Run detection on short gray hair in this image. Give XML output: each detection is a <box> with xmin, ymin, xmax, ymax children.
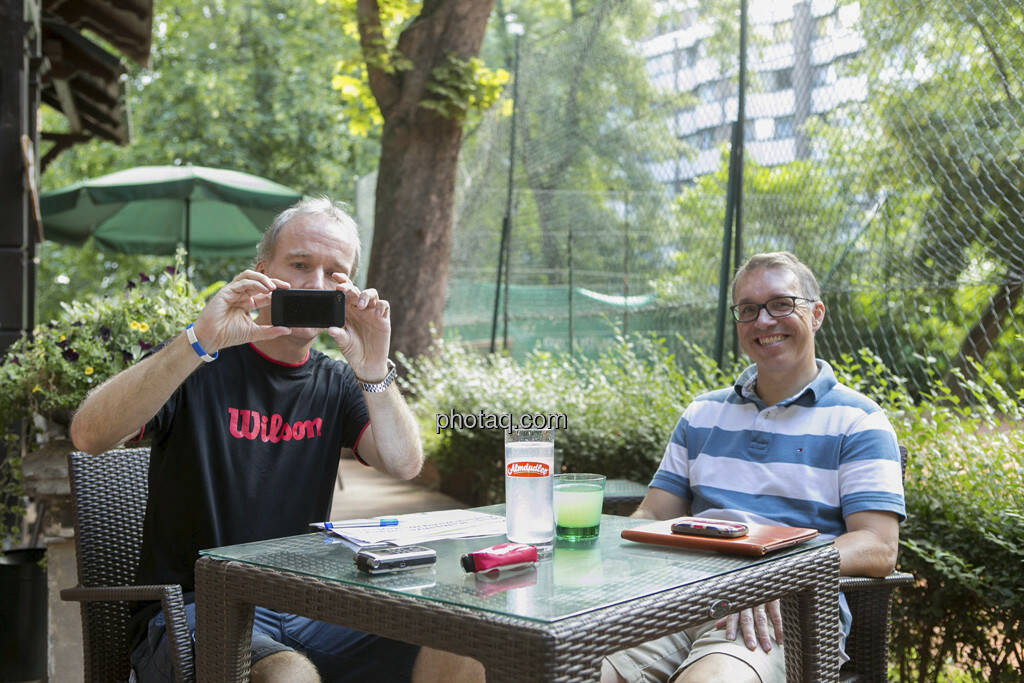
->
<box><xmin>731</xmin><ymin>251</ymin><xmax>821</xmax><ymax>301</ymax></box>
<box><xmin>256</xmin><ymin>196</ymin><xmax>362</xmax><ymax>277</ymax></box>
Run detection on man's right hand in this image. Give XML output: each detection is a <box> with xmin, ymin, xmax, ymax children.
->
<box><xmin>190</xmin><ymin>270</ymin><xmax>292</xmax><ymax>354</ymax></box>
<box><xmin>716</xmin><ymin>599</ymin><xmax>784</xmax><ymax>653</ymax></box>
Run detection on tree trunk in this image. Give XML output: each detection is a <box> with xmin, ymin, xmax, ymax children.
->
<box><xmin>945</xmin><ymin>275</ymin><xmax>1023</xmax><ymax>389</ymax></box>
<box><xmin>359</xmin><ymin>0</ymin><xmax>495</xmax><ymax>362</ymax></box>
<box><xmin>370</xmin><ymin>114</ymin><xmax>462</xmax><ymax>361</ymax></box>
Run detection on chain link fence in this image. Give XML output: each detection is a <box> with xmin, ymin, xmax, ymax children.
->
<box><xmin>447</xmin><ymin>0</ymin><xmax>1024</xmax><ymax>393</ymax></box>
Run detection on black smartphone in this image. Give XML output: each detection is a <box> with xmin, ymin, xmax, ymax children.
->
<box><xmin>270</xmin><ymin>289</ymin><xmax>345</xmax><ymax>328</ymax></box>
<box><xmin>354</xmin><ymin>545</ymin><xmax>438</xmax><ymax>574</ymax></box>
<box><xmin>670</xmin><ymin>517</ymin><xmax>749</xmax><ymax>538</ymax></box>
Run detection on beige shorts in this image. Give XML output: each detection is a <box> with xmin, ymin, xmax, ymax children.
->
<box><xmin>603</xmin><ymin>619</ymin><xmax>787</xmax><ymax>683</ymax></box>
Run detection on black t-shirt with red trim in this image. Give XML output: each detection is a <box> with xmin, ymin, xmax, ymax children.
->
<box><xmin>134</xmin><ymin>342</ymin><xmax>368</xmax><ymax>593</ymax></box>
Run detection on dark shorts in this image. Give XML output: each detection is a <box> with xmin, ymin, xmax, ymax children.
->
<box><xmin>129</xmin><ymin>601</ymin><xmax>420</xmax><ymax>682</ymax></box>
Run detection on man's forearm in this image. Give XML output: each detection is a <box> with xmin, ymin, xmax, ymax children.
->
<box><xmin>834</xmin><ymin>522</ymin><xmax>899</xmax><ymax>577</ymax></box>
<box><xmin>70</xmin><ymin>335</ymin><xmax>201</xmax><ymax>454</ymax></box>
<box><xmin>361</xmin><ymin>387</ymin><xmax>423</xmax><ymax>480</ymax></box>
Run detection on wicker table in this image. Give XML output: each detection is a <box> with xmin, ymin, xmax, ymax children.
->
<box><xmin>195</xmin><ymin>512</ymin><xmax>840</xmax><ymax>682</ymax></box>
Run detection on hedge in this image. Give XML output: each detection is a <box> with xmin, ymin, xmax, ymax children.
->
<box><xmin>402</xmin><ymin>337</ymin><xmax>1023</xmax><ymax>680</ymax></box>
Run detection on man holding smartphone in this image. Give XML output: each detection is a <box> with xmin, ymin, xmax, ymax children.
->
<box><xmin>70</xmin><ymin>197</ymin><xmax>483</xmax><ymax>683</ymax></box>
<box><xmin>602</xmin><ymin>252</ymin><xmax>905</xmax><ymax>683</ymax></box>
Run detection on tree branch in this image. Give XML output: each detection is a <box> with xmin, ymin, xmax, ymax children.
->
<box><xmin>970</xmin><ymin>16</ymin><xmax>1016</xmax><ymax>103</ymax></box>
<box><xmin>356</xmin><ymin>0</ymin><xmax>400</xmax><ymax>114</ymax></box>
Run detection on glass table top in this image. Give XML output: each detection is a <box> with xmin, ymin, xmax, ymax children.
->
<box><xmin>200</xmin><ymin>507</ymin><xmax>831</xmax><ymax>624</ymax></box>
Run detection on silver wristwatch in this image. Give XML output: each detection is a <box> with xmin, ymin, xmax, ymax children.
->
<box><xmin>356</xmin><ymin>359</ymin><xmax>397</xmax><ymax>393</ymax></box>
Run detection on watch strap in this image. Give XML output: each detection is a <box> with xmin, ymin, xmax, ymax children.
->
<box><xmin>356</xmin><ymin>359</ymin><xmax>397</xmax><ymax>393</ymax></box>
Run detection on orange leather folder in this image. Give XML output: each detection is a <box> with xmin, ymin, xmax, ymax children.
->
<box><xmin>621</xmin><ymin>517</ymin><xmax>819</xmax><ymax>557</ymax></box>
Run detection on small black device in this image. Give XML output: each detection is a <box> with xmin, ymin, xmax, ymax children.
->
<box><xmin>271</xmin><ymin>289</ymin><xmax>345</xmax><ymax>328</ymax></box>
<box><xmin>670</xmin><ymin>517</ymin><xmax>749</xmax><ymax>538</ymax></box>
<box><xmin>354</xmin><ymin>545</ymin><xmax>437</xmax><ymax>574</ymax></box>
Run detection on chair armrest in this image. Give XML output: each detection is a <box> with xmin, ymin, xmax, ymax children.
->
<box><xmin>839</xmin><ymin>571</ymin><xmax>914</xmax><ymax>592</ymax></box>
<box><xmin>61</xmin><ymin>584</ymin><xmax>181</xmax><ymax>603</ymax></box>
<box><xmin>61</xmin><ymin>584</ymin><xmax>195</xmax><ymax>683</ymax></box>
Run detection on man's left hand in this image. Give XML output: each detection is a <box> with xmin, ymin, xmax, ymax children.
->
<box><xmin>326</xmin><ymin>272</ymin><xmax>391</xmax><ymax>379</ymax></box>
<box><xmin>716</xmin><ymin>599</ymin><xmax>784</xmax><ymax>652</ymax></box>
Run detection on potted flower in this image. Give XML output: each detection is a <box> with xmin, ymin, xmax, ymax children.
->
<box><xmin>0</xmin><ymin>265</ymin><xmax>206</xmax><ymax>541</ymax></box>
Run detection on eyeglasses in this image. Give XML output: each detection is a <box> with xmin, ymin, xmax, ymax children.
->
<box><xmin>730</xmin><ymin>296</ymin><xmax>816</xmax><ymax>323</ymax></box>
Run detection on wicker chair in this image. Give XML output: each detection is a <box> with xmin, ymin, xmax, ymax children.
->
<box><xmin>60</xmin><ymin>448</ymin><xmax>194</xmax><ymax>683</ymax></box>
<box><xmin>837</xmin><ymin>444</ymin><xmax>914</xmax><ymax>682</ymax></box>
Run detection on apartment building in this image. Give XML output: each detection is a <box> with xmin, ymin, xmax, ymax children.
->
<box><xmin>643</xmin><ymin>0</ymin><xmax>866</xmax><ymax>190</ymax></box>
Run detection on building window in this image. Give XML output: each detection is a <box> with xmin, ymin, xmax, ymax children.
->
<box><xmin>767</xmin><ymin>68</ymin><xmax>793</xmax><ymax>92</ymax></box>
<box><xmin>815</xmin><ymin>13</ymin><xmax>836</xmax><ymax>39</ymax></box>
<box><xmin>775</xmin><ymin>115</ymin><xmax>795</xmax><ymax>139</ymax></box>
<box><xmin>696</xmin><ymin>80</ymin><xmax>719</xmax><ymax>103</ymax></box>
<box><xmin>698</xmin><ymin>129</ymin><xmax>713</xmax><ymax>150</ymax></box>
<box><xmin>682</xmin><ymin>44</ymin><xmax>699</xmax><ymax>68</ymax></box>
<box><xmin>714</xmin><ymin>124</ymin><xmax>731</xmax><ymax>145</ymax></box>
<box><xmin>647</xmin><ymin>52</ymin><xmax>674</xmax><ymax>77</ymax></box>
<box><xmin>812</xmin><ymin>64</ymin><xmax>835</xmax><ymax>87</ymax></box>
<box><xmin>774</xmin><ymin>20</ymin><xmax>792</xmax><ymax>43</ymax></box>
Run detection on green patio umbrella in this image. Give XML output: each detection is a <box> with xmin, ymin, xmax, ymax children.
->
<box><xmin>40</xmin><ymin>165</ymin><xmax>303</xmax><ymax>268</ymax></box>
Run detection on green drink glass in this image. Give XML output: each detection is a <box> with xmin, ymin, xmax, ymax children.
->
<box><xmin>554</xmin><ymin>473</ymin><xmax>606</xmax><ymax>541</ymax></box>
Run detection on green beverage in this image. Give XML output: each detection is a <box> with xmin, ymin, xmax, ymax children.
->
<box><xmin>554</xmin><ymin>474</ymin><xmax>606</xmax><ymax>541</ymax></box>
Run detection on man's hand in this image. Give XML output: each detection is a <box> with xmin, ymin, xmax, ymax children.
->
<box><xmin>191</xmin><ymin>270</ymin><xmax>292</xmax><ymax>353</ymax></box>
<box><xmin>327</xmin><ymin>273</ymin><xmax>391</xmax><ymax>379</ymax></box>
<box><xmin>716</xmin><ymin>599</ymin><xmax>784</xmax><ymax>652</ymax></box>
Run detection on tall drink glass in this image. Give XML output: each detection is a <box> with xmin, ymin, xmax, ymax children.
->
<box><xmin>504</xmin><ymin>428</ymin><xmax>554</xmax><ymax>545</ymax></box>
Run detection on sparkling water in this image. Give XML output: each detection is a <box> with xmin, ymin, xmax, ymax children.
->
<box><xmin>504</xmin><ymin>441</ymin><xmax>554</xmax><ymax>544</ymax></box>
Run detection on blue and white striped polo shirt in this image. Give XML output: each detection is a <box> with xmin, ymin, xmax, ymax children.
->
<box><xmin>650</xmin><ymin>360</ymin><xmax>906</xmax><ymax>538</ymax></box>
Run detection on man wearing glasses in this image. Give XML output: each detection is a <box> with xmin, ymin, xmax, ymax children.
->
<box><xmin>602</xmin><ymin>251</ymin><xmax>905</xmax><ymax>683</ymax></box>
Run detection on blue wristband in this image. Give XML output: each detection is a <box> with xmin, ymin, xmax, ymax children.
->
<box><xmin>185</xmin><ymin>323</ymin><xmax>218</xmax><ymax>362</ymax></box>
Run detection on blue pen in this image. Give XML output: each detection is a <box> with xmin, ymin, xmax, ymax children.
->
<box><xmin>323</xmin><ymin>518</ymin><xmax>399</xmax><ymax>530</ymax></box>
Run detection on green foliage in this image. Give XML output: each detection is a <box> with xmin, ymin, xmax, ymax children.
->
<box><xmin>421</xmin><ymin>54</ymin><xmax>509</xmax><ymax>120</ymax></box>
<box><xmin>323</xmin><ymin>0</ymin><xmax>509</xmax><ymax>137</ymax></box>
<box><xmin>401</xmin><ymin>333</ymin><xmax>732</xmax><ymax>504</ymax></box>
<box><xmin>408</xmin><ymin>339</ymin><xmax>1023</xmax><ymax>678</ymax></box>
<box><xmin>0</xmin><ymin>265</ymin><xmax>205</xmax><ymax>536</ymax></box>
<box><xmin>832</xmin><ymin>350</ymin><xmax>1024</xmax><ymax>681</ymax></box>
<box><xmin>34</xmin><ymin>240</ymin><xmax>244</xmax><ymax>329</ymax></box>
<box><xmin>803</xmin><ymin>0</ymin><xmax>1024</xmax><ymax>393</ymax></box>
<box><xmin>452</xmin><ymin>0</ymin><xmax>689</xmax><ymax>292</ymax></box>
<box><xmin>42</xmin><ymin>0</ymin><xmax>374</xmax><ymax>200</ymax></box>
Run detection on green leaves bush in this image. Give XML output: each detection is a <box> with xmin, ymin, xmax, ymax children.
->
<box><xmin>405</xmin><ymin>340</ymin><xmax>1023</xmax><ymax>679</ymax></box>
<box><xmin>401</xmin><ymin>333</ymin><xmax>733</xmax><ymax>505</ymax></box>
<box><xmin>0</xmin><ymin>267</ymin><xmax>205</xmax><ymax>537</ymax></box>
<box><xmin>835</xmin><ymin>354</ymin><xmax>1023</xmax><ymax>682</ymax></box>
